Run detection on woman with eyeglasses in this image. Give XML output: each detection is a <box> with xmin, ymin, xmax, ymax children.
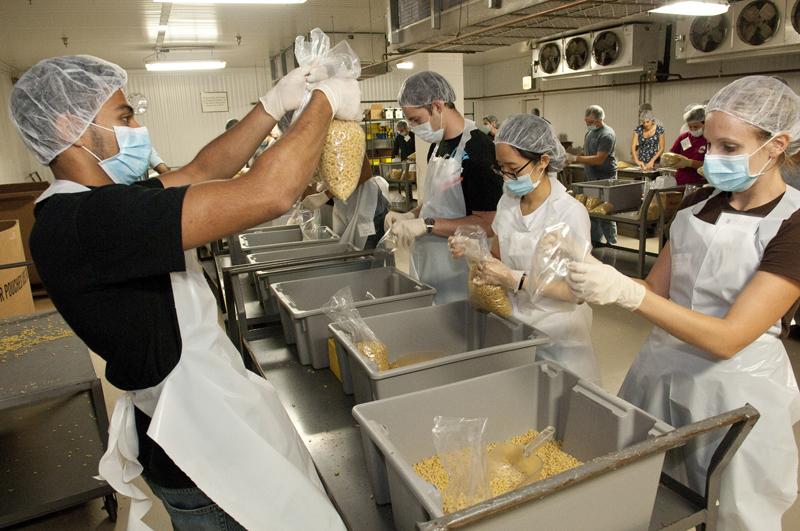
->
<box><xmin>452</xmin><ymin>114</ymin><xmax>600</xmax><ymax>382</ymax></box>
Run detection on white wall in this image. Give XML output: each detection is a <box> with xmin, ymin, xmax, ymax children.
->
<box><xmin>0</xmin><ymin>68</ymin><xmax>50</xmax><ymax>184</ymax></box>
<box><xmin>127</xmin><ymin>66</ymin><xmax>269</xmax><ymax>167</ymax></box>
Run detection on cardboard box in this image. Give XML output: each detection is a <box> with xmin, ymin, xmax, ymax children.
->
<box><xmin>0</xmin><ymin>220</ymin><xmax>35</xmax><ymax>318</ymax></box>
<box><xmin>369</xmin><ymin>104</ymin><xmax>384</xmax><ymax>120</ymax></box>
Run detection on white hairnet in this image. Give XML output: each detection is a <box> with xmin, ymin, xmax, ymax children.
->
<box><xmin>495</xmin><ymin>114</ymin><xmax>567</xmax><ymax>172</ymax></box>
<box><xmin>397</xmin><ymin>71</ymin><xmax>456</xmax><ymax>107</ymax></box>
<box><xmin>639</xmin><ymin>110</ymin><xmax>655</xmax><ymax>122</ymax></box>
<box><xmin>10</xmin><ymin>55</ymin><xmax>127</xmax><ymax>164</ymax></box>
<box><xmin>683</xmin><ymin>104</ymin><xmax>705</xmax><ymax>124</ymax></box>
<box><xmin>585</xmin><ymin>105</ymin><xmax>604</xmax><ymax>120</ymax></box>
<box><xmin>483</xmin><ymin>115</ymin><xmax>499</xmax><ymax>125</ymax></box>
<box><xmin>706</xmin><ymin>75</ymin><xmax>800</xmax><ymax>155</ymax></box>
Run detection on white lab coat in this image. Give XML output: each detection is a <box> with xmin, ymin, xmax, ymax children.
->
<box><xmin>36</xmin><ymin>180</ymin><xmax>345</xmax><ymax>531</ymax></box>
<box><xmin>410</xmin><ymin>120</ymin><xmax>476</xmax><ymax>304</ymax></box>
<box><xmin>492</xmin><ymin>176</ymin><xmax>600</xmax><ymax>383</ymax></box>
<box><xmin>619</xmin><ymin>187</ymin><xmax>800</xmax><ymax>530</ymax></box>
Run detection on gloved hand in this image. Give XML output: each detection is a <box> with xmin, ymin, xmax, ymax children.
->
<box><xmin>310</xmin><ymin>77</ymin><xmax>362</xmax><ymax>121</ymax></box>
<box><xmin>566</xmin><ymin>262</ymin><xmax>646</xmax><ymax>311</ymax></box>
<box><xmin>391</xmin><ymin>218</ymin><xmax>426</xmax><ymax>248</ymax></box>
<box><xmin>384</xmin><ymin>210</ymin><xmax>415</xmax><ymax>231</ymax></box>
<box><xmin>301</xmin><ymin>191</ymin><xmax>330</xmax><ymax>210</ymax></box>
<box><xmin>260</xmin><ymin>65</ymin><xmax>312</xmax><ymax>120</ymax></box>
<box><xmin>565</xmin><ymin>153</ymin><xmax>577</xmax><ymax>164</ymax></box>
<box><xmin>448</xmin><ymin>234</ymin><xmax>483</xmax><ymax>260</ymax></box>
<box><xmin>473</xmin><ymin>257</ymin><xmax>523</xmax><ymax>292</ymax></box>
<box><xmin>675</xmin><ymin>155</ymin><xmax>693</xmax><ymax>169</ymax></box>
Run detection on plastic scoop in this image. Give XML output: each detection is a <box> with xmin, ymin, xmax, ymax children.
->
<box><xmin>523</xmin><ymin>426</ymin><xmax>555</xmax><ymax>458</ymax></box>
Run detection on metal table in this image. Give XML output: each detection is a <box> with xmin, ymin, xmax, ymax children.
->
<box><xmin>0</xmin><ymin>311</ymin><xmax>116</xmax><ymax>527</ymax></box>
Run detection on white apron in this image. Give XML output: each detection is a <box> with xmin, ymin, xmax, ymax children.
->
<box><xmin>494</xmin><ymin>178</ymin><xmax>600</xmax><ymax>383</ymax></box>
<box><xmin>619</xmin><ymin>187</ymin><xmax>800</xmax><ymax>531</ymax></box>
<box><xmin>37</xmin><ymin>180</ymin><xmax>345</xmax><ymax>531</ymax></box>
<box><xmin>333</xmin><ymin>178</ymin><xmax>380</xmax><ymax>250</ymax></box>
<box><xmin>411</xmin><ymin>120</ymin><xmax>475</xmax><ymax>304</ymax></box>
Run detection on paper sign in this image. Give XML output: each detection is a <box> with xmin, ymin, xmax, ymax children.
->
<box><xmin>201</xmin><ymin>91</ymin><xmax>229</xmax><ymax>113</ymax></box>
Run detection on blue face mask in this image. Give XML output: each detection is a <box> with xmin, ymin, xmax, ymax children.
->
<box><xmin>703</xmin><ymin>137</ymin><xmax>773</xmax><ymax>192</ymax></box>
<box><xmin>83</xmin><ymin>124</ymin><xmax>152</xmax><ymax>184</ymax></box>
<box><xmin>504</xmin><ymin>172</ymin><xmax>542</xmax><ymax>197</ymax></box>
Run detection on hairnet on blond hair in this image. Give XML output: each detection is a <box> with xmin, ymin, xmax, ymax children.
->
<box><xmin>397</xmin><ymin>71</ymin><xmax>456</xmax><ymax>107</ymax></box>
<box><xmin>706</xmin><ymin>75</ymin><xmax>800</xmax><ymax>155</ymax></box>
<box><xmin>494</xmin><ymin>114</ymin><xmax>567</xmax><ymax>172</ymax></box>
<box><xmin>10</xmin><ymin>55</ymin><xmax>127</xmax><ymax>164</ymax></box>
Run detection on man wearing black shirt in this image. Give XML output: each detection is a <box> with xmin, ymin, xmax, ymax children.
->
<box><xmin>392</xmin><ymin>120</ymin><xmax>416</xmax><ymax>160</ymax></box>
<box><xmin>11</xmin><ymin>55</ymin><xmax>355</xmax><ymax>530</ymax></box>
<box><xmin>386</xmin><ymin>71</ymin><xmax>503</xmax><ymax>303</ymax></box>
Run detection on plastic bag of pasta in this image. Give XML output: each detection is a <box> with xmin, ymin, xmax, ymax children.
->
<box><xmin>431</xmin><ymin>416</ymin><xmax>491</xmax><ymax>513</ymax></box>
<box><xmin>449</xmin><ymin>226</ymin><xmax>513</xmax><ymax>318</ymax></box>
<box><xmin>294</xmin><ymin>28</ymin><xmax>364</xmax><ymax>200</ymax></box>
<box><xmin>322</xmin><ymin>286</ymin><xmax>389</xmax><ymax>371</ymax></box>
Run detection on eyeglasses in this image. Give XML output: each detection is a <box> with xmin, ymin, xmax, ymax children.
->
<box><xmin>492</xmin><ymin>159</ymin><xmax>532</xmax><ymax>181</ymax></box>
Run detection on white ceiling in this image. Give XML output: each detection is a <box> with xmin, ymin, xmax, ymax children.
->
<box><xmin>0</xmin><ymin>0</ymin><xmax>387</xmax><ymax>72</ymax></box>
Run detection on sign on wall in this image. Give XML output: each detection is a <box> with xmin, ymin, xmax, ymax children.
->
<box><xmin>200</xmin><ymin>91</ymin><xmax>229</xmax><ymax>113</ymax></box>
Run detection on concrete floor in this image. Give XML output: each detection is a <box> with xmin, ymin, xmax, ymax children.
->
<box><xmin>11</xmin><ymin>258</ymin><xmax>800</xmax><ymax>530</ymax></box>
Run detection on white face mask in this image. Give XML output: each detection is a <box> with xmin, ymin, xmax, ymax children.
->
<box><xmin>411</xmin><ymin>108</ymin><xmax>445</xmax><ymax>143</ymax></box>
<box><xmin>689</xmin><ymin>128</ymin><xmax>704</xmax><ymax>138</ymax></box>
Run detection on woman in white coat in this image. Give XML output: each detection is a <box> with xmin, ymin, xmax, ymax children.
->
<box><xmin>567</xmin><ymin>76</ymin><xmax>800</xmax><ymax>530</ymax></box>
<box><xmin>454</xmin><ymin>114</ymin><xmax>600</xmax><ymax>382</ymax></box>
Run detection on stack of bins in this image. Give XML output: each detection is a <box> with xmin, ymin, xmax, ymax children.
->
<box><xmin>352</xmin><ymin>362</ymin><xmax>674</xmax><ymax>531</ymax></box>
<box><xmin>229</xmin><ymin>224</ymin><xmax>340</xmax><ymax>265</ymax></box>
<box><xmin>329</xmin><ymin>300</ymin><xmax>549</xmax><ymax>398</ymax></box>
<box><xmin>270</xmin><ymin>267</ymin><xmax>436</xmax><ymax>369</ymax></box>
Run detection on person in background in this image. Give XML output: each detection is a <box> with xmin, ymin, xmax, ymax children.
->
<box><xmin>12</xmin><ymin>54</ymin><xmax>357</xmax><ymax>530</ymax></box>
<box><xmin>631</xmin><ymin>109</ymin><xmax>665</xmax><ymax>170</ymax></box>
<box><xmin>567</xmin><ymin>105</ymin><xmax>617</xmax><ymax>246</ymax></box>
<box><xmin>302</xmin><ymin>157</ymin><xmax>389</xmax><ymax>250</ymax></box>
<box><xmin>386</xmin><ymin>71</ymin><xmax>503</xmax><ymax>304</ymax></box>
<box><xmin>392</xmin><ymin>120</ymin><xmax>415</xmax><ymax>161</ymax></box>
<box><xmin>566</xmin><ymin>76</ymin><xmax>800</xmax><ymax>530</ymax></box>
<box><xmin>149</xmin><ymin>146</ymin><xmax>170</xmax><ymax>175</ymax></box>
<box><xmin>451</xmin><ymin>114</ymin><xmax>599</xmax><ymax>382</ymax></box>
<box><xmin>483</xmin><ymin>114</ymin><xmax>500</xmax><ymax>139</ymax></box>
<box><xmin>668</xmin><ymin>105</ymin><xmax>707</xmax><ymax>186</ymax></box>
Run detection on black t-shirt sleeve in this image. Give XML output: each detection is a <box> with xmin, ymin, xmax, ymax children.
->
<box><xmin>461</xmin><ymin>131</ymin><xmax>503</xmax><ymax>213</ymax></box>
<box><xmin>75</xmin><ymin>179</ymin><xmax>188</xmax><ymax>284</ymax></box>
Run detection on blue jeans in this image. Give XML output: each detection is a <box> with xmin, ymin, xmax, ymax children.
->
<box><xmin>146</xmin><ymin>479</ymin><xmax>246</xmax><ymax>531</ymax></box>
<box><xmin>591</xmin><ymin>219</ymin><xmax>617</xmax><ymax>245</ymax></box>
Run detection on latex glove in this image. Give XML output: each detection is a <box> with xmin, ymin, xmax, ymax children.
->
<box><xmin>675</xmin><ymin>155</ymin><xmax>692</xmax><ymax>169</ymax></box>
<box><xmin>384</xmin><ymin>210</ymin><xmax>415</xmax><ymax>231</ymax></box>
<box><xmin>447</xmin><ymin>235</ymin><xmax>483</xmax><ymax>261</ymax></box>
<box><xmin>309</xmin><ymin>78</ymin><xmax>362</xmax><ymax>121</ymax></box>
<box><xmin>473</xmin><ymin>257</ymin><xmax>522</xmax><ymax>292</ymax></box>
<box><xmin>301</xmin><ymin>191</ymin><xmax>330</xmax><ymax>210</ymax></box>
<box><xmin>566</xmin><ymin>262</ymin><xmax>645</xmax><ymax>311</ymax></box>
<box><xmin>260</xmin><ymin>65</ymin><xmax>312</xmax><ymax>120</ymax></box>
<box><xmin>565</xmin><ymin>153</ymin><xmax>577</xmax><ymax>164</ymax></box>
<box><xmin>391</xmin><ymin>218</ymin><xmax>426</xmax><ymax>248</ymax></box>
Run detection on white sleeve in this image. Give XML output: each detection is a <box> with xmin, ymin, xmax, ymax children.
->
<box><xmin>149</xmin><ymin>148</ymin><xmax>164</xmax><ymax>168</ymax></box>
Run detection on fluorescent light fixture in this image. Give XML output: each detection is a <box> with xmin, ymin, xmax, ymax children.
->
<box><xmin>146</xmin><ymin>60</ymin><xmax>226</xmax><ymax>71</ymax></box>
<box><xmin>650</xmin><ymin>1</ymin><xmax>729</xmax><ymax>16</ymax></box>
<box><xmin>396</xmin><ymin>61</ymin><xmax>414</xmax><ymax>70</ymax></box>
<box><xmin>154</xmin><ymin>0</ymin><xmax>307</xmax><ymax>4</ymax></box>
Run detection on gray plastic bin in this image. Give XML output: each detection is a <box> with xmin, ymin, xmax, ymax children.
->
<box><xmin>270</xmin><ymin>267</ymin><xmax>436</xmax><ymax>368</ymax></box>
<box><xmin>329</xmin><ymin>300</ymin><xmax>549</xmax><ymax>399</ymax></box>
<box><xmin>572</xmin><ymin>179</ymin><xmax>644</xmax><ymax>212</ymax></box>
<box><xmin>352</xmin><ymin>362</ymin><xmax>673</xmax><ymax>530</ymax></box>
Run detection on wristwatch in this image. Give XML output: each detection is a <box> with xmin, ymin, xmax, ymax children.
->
<box><xmin>424</xmin><ymin>217</ymin><xmax>435</xmax><ymax>234</ymax></box>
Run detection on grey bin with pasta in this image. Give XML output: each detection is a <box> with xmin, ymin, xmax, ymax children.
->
<box><xmin>352</xmin><ymin>362</ymin><xmax>674</xmax><ymax>530</ymax></box>
<box><xmin>329</xmin><ymin>300</ymin><xmax>549</xmax><ymax>399</ymax></box>
<box><xmin>270</xmin><ymin>267</ymin><xmax>436</xmax><ymax>368</ymax></box>
<box><xmin>571</xmin><ymin>179</ymin><xmax>645</xmax><ymax>212</ymax></box>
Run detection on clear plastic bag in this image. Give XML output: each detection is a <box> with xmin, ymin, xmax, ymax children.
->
<box><xmin>431</xmin><ymin>416</ymin><xmax>490</xmax><ymax>513</ymax></box>
<box><xmin>375</xmin><ymin>230</ymin><xmax>399</xmax><ymax>254</ymax></box>
<box><xmin>293</xmin><ymin>28</ymin><xmax>364</xmax><ymax>201</ymax></box>
<box><xmin>451</xmin><ymin>226</ymin><xmax>513</xmax><ymax>318</ymax></box>
<box><xmin>322</xmin><ymin>287</ymin><xmax>389</xmax><ymax>371</ymax></box>
<box><xmin>285</xmin><ymin>203</ymin><xmax>323</xmax><ymax>240</ymax></box>
<box><xmin>527</xmin><ymin>221</ymin><xmax>591</xmax><ymax>307</ymax></box>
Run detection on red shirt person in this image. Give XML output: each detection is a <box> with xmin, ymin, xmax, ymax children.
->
<box><xmin>669</xmin><ymin>105</ymin><xmax>707</xmax><ymax>185</ymax></box>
